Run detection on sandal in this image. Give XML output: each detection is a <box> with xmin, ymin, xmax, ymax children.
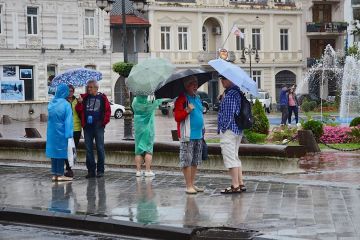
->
<box><xmin>185</xmin><ymin>188</ymin><xmax>197</xmax><ymax>194</ymax></box>
<box><xmin>240</xmin><ymin>185</ymin><xmax>247</xmax><ymax>192</ymax></box>
<box><xmin>221</xmin><ymin>185</ymin><xmax>241</xmax><ymax>194</ymax></box>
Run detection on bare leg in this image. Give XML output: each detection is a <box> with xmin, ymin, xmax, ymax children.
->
<box><xmin>190</xmin><ymin>166</ymin><xmax>197</xmax><ymax>188</ymax></box>
<box><xmin>238</xmin><ymin>167</ymin><xmax>244</xmax><ymax>185</ymax></box>
<box><xmin>182</xmin><ymin>167</ymin><xmax>195</xmax><ymax>191</ymax></box>
<box><xmin>229</xmin><ymin>167</ymin><xmax>240</xmax><ymax>188</ymax></box>
<box><xmin>144</xmin><ymin>153</ymin><xmax>152</xmax><ymax>172</ymax></box>
<box><xmin>135</xmin><ymin>155</ymin><xmax>142</xmax><ymax>172</ymax></box>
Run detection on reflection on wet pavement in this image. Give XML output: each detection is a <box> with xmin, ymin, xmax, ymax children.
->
<box><xmin>1</xmin><ymin>165</ymin><xmax>360</xmax><ymax>239</ymax></box>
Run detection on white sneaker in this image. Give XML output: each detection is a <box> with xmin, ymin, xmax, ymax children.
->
<box><xmin>144</xmin><ymin>171</ymin><xmax>155</xmax><ymax>177</ymax></box>
<box><xmin>136</xmin><ymin>171</ymin><xmax>143</xmax><ymax>177</ymax></box>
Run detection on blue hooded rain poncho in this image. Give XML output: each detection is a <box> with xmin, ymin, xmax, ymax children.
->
<box><xmin>132</xmin><ymin>96</ymin><xmax>163</xmax><ymax>155</ymax></box>
<box><xmin>46</xmin><ymin>84</ymin><xmax>74</xmax><ymax>159</ymax></box>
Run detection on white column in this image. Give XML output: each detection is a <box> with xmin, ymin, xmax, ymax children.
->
<box><xmin>223</xmin><ymin>12</ymin><xmax>229</xmax><ymax>49</ymax></box>
<box><xmin>148</xmin><ymin>9</ymin><xmax>156</xmax><ymax>57</ymax></box>
<box><xmin>12</xmin><ymin>12</ymin><xmax>18</xmax><ymax>48</ymax></box>
<box><xmin>297</xmin><ymin>14</ymin><xmax>301</xmax><ymax>51</ymax></box>
<box><xmin>57</xmin><ymin>14</ymin><xmax>63</xmax><ymax>45</ymax></box>
<box><xmin>269</xmin><ymin>14</ymin><xmax>274</xmax><ymax>52</ymax></box>
<box><xmin>198</xmin><ymin>11</ymin><xmax>203</xmax><ymax>51</ymax></box>
<box><xmin>132</xmin><ymin>29</ymin><xmax>137</xmax><ymax>53</ymax></box>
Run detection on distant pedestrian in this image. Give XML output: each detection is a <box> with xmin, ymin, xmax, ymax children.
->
<box><xmin>76</xmin><ymin>80</ymin><xmax>111</xmax><ymax>178</ymax></box>
<box><xmin>218</xmin><ymin>75</ymin><xmax>246</xmax><ymax>194</ymax></box>
<box><xmin>132</xmin><ymin>95</ymin><xmax>163</xmax><ymax>177</ymax></box>
<box><xmin>288</xmin><ymin>85</ymin><xmax>299</xmax><ymax>125</ymax></box>
<box><xmin>46</xmin><ymin>84</ymin><xmax>74</xmax><ymax>182</ymax></box>
<box><xmin>279</xmin><ymin>85</ymin><xmax>289</xmax><ymax>126</ymax></box>
<box><xmin>64</xmin><ymin>85</ymin><xmax>82</xmax><ymax>177</ymax></box>
<box><xmin>174</xmin><ymin>76</ymin><xmax>205</xmax><ymax>194</ymax></box>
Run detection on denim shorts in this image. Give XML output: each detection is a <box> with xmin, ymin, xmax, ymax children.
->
<box><xmin>179</xmin><ymin>140</ymin><xmax>202</xmax><ymax>168</ymax></box>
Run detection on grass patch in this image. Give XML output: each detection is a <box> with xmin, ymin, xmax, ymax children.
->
<box><xmin>206</xmin><ymin>138</ymin><xmax>220</xmax><ymax>144</ymax></box>
<box><xmin>319</xmin><ymin>143</ymin><xmax>360</xmax><ymax>150</ymax></box>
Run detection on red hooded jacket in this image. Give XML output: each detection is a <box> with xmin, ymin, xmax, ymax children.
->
<box><xmin>173</xmin><ymin>93</ymin><xmax>189</xmax><ymax>139</ymax></box>
<box><xmin>75</xmin><ymin>92</ymin><xmax>111</xmax><ymax>128</ymax></box>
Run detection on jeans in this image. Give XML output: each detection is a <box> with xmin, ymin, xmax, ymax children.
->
<box><xmin>280</xmin><ymin>105</ymin><xmax>289</xmax><ymax>125</ymax></box>
<box><xmin>288</xmin><ymin>106</ymin><xmax>299</xmax><ymax>124</ymax></box>
<box><xmin>65</xmin><ymin>131</ymin><xmax>81</xmax><ymax>171</ymax></box>
<box><xmin>51</xmin><ymin>158</ymin><xmax>65</xmax><ymax>176</ymax></box>
<box><xmin>84</xmin><ymin>125</ymin><xmax>105</xmax><ymax>175</ymax></box>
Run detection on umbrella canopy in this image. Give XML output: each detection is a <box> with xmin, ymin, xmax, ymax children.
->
<box><xmin>50</xmin><ymin>68</ymin><xmax>102</xmax><ymax>88</ymax></box>
<box><xmin>126</xmin><ymin>58</ymin><xmax>175</xmax><ymax>95</ymax></box>
<box><xmin>155</xmin><ymin>69</ymin><xmax>212</xmax><ymax>99</ymax></box>
<box><xmin>208</xmin><ymin>59</ymin><xmax>258</xmax><ymax>96</ymax></box>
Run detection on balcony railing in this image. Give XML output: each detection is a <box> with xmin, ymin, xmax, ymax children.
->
<box><xmin>274</xmin><ymin>0</ymin><xmax>296</xmax><ymax>7</ymax></box>
<box><xmin>352</xmin><ymin>0</ymin><xmax>360</xmax><ymax>5</ymax></box>
<box><xmin>306</xmin><ymin>22</ymin><xmax>348</xmax><ymax>33</ymax></box>
<box><xmin>229</xmin><ymin>0</ymin><xmax>267</xmax><ymax>5</ymax></box>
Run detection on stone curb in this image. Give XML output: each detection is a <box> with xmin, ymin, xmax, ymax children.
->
<box><xmin>0</xmin><ymin>206</ymin><xmax>193</xmax><ymax>240</ymax></box>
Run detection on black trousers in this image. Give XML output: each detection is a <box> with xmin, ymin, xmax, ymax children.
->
<box><xmin>280</xmin><ymin>105</ymin><xmax>289</xmax><ymax>125</ymax></box>
<box><xmin>65</xmin><ymin>131</ymin><xmax>81</xmax><ymax>170</ymax></box>
<box><xmin>288</xmin><ymin>106</ymin><xmax>299</xmax><ymax>124</ymax></box>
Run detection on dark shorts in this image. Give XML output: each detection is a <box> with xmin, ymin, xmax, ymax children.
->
<box><xmin>179</xmin><ymin>140</ymin><xmax>202</xmax><ymax>168</ymax></box>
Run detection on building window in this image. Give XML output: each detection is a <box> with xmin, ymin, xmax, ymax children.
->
<box><xmin>252</xmin><ymin>70</ymin><xmax>261</xmax><ymax>89</ymax></box>
<box><xmin>84</xmin><ymin>10</ymin><xmax>95</xmax><ymax>36</ymax></box>
<box><xmin>178</xmin><ymin>27</ymin><xmax>188</xmax><ymax>51</ymax></box>
<box><xmin>236</xmin><ymin>28</ymin><xmax>245</xmax><ymax>50</ymax></box>
<box><xmin>252</xmin><ymin>28</ymin><xmax>261</xmax><ymax>50</ymax></box>
<box><xmin>161</xmin><ymin>26</ymin><xmax>171</xmax><ymax>50</ymax></box>
<box><xmin>27</xmin><ymin>7</ymin><xmax>38</xmax><ymax>35</ymax></box>
<box><xmin>280</xmin><ymin>29</ymin><xmax>288</xmax><ymax>51</ymax></box>
<box><xmin>202</xmin><ymin>26</ymin><xmax>208</xmax><ymax>51</ymax></box>
<box><xmin>85</xmin><ymin>64</ymin><xmax>96</xmax><ymax>70</ymax></box>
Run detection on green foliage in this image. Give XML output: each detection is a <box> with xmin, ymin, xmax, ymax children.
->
<box><xmin>268</xmin><ymin>126</ymin><xmax>298</xmax><ymax>142</ymax></box>
<box><xmin>301</xmin><ymin>99</ymin><xmax>317</xmax><ymax>112</ymax></box>
<box><xmin>250</xmin><ymin>99</ymin><xmax>270</xmax><ymax>135</ymax></box>
<box><xmin>347</xmin><ymin>45</ymin><xmax>359</xmax><ymax>56</ymax></box>
<box><xmin>348</xmin><ymin>127</ymin><xmax>360</xmax><ymax>143</ymax></box>
<box><xmin>112</xmin><ymin>62</ymin><xmax>134</xmax><ymax>77</ymax></box>
<box><xmin>303</xmin><ymin>120</ymin><xmax>324</xmax><ymax>141</ymax></box>
<box><xmin>244</xmin><ymin>129</ymin><xmax>267</xmax><ymax>144</ymax></box>
<box><xmin>350</xmin><ymin>117</ymin><xmax>360</xmax><ymax>127</ymax></box>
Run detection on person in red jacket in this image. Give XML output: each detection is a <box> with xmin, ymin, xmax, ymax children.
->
<box><xmin>76</xmin><ymin>80</ymin><xmax>111</xmax><ymax>178</ymax></box>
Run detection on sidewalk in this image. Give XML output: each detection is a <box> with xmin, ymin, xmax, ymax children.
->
<box><xmin>1</xmin><ymin>163</ymin><xmax>359</xmax><ymax>240</ymax></box>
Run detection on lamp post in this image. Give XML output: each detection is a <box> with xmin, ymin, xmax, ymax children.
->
<box><xmin>97</xmin><ymin>0</ymin><xmax>147</xmax><ymax>140</ymax></box>
<box><xmin>240</xmin><ymin>44</ymin><xmax>260</xmax><ymax>79</ymax></box>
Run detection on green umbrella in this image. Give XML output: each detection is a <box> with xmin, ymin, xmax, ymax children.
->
<box><xmin>126</xmin><ymin>58</ymin><xmax>175</xmax><ymax>95</ymax></box>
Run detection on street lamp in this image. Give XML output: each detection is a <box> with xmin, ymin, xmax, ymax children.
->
<box><xmin>240</xmin><ymin>44</ymin><xmax>260</xmax><ymax>79</ymax></box>
<box><xmin>97</xmin><ymin>0</ymin><xmax>147</xmax><ymax>140</ymax></box>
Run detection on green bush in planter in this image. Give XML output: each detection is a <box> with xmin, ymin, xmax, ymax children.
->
<box><xmin>301</xmin><ymin>100</ymin><xmax>311</xmax><ymax>112</ymax></box>
<box><xmin>350</xmin><ymin>117</ymin><xmax>360</xmax><ymax>127</ymax></box>
<box><xmin>251</xmin><ymin>99</ymin><xmax>270</xmax><ymax>135</ymax></box>
<box><xmin>244</xmin><ymin>129</ymin><xmax>267</xmax><ymax>144</ymax></box>
<box><xmin>309</xmin><ymin>101</ymin><xmax>317</xmax><ymax>111</ymax></box>
<box><xmin>303</xmin><ymin>120</ymin><xmax>324</xmax><ymax>141</ymax></box>
<box><xmin>113</xmin><ymin>62</ymin><xmax>134</xmax><ymax>78</ymax></box>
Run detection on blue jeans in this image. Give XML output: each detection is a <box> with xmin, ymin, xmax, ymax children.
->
<box><xmin>288</xmin><ymin>106</ymin><xmax>299</xmax><ymax>124</ymax></box>
<box><xmin>84</xmin><ymin>125</ymin><xmax>105</xmax><ymax>175</ymax></box>
<box><xmin>51</xmin><ymin>158</ymin><xmax>65</xmax><ymax>176</ymax></box>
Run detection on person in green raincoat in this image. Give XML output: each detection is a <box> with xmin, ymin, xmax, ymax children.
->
<box><xmin>132</xmin><ymin>95</ymin><xmax>163</xmax><ymax>177</ymax></box>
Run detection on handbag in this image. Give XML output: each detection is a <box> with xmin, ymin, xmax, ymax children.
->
<box><xmin>201</xmin><ymin>139</ymin><xmax>208</xmax><ymax>161</ymax></box>
<box><xmin>67</xmin><ymin>138</ymin><xmax>77</xmax><ymax>167</ymax></box>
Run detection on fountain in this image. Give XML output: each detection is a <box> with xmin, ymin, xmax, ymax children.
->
<box><xmin>297</xmin><ymin>44</ymin><xmax>354</xmax><ymax>123</ymax></box>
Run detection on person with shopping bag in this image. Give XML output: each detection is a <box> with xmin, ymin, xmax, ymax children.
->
<box><xmin>174</xmin><ymin>76</ymin><xmax>205</xmax><ymax>194</ymax></box>
<box><xmin>46</xmin><ymin>84</ymin><xmax>74</xmax><ymax>181</ymax></box>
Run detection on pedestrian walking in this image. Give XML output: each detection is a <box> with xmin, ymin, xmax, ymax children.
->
<box><xmin>174</xmin><ymin>76</ymin><xmax>205</xmax><ymax>194</ymax></box>
<box><xmin>279</xmin><ymin>85</ymin><xmax>289</xmax><ymax>126</ymax></box>
<box><xmin>132</xmin><ymin>95</ymin><xmax>163</xmax><ymax>177</ymax></box>
<box><xmin>46</xmin><ymin>84</ymin><xmax>74</xmax><ymax>182</ymax></box>
<box><xmin>75</xmin><ymin>80</ymin><xmax>111</xmax><ymax>178</ymax></box>
<box><xmin>288</xmin><ymin>85</ymin><xmax>299</xmax><ymax>125</ymax></box>
<box><xmin>64</xmin><ymin>85</ymin><xmax>82</xmax><ymax>177</ymax></box>
<box><xmin>218</xmin><ymin>75</ymin><xmax>246</xmax><ymax>194</ymax></box>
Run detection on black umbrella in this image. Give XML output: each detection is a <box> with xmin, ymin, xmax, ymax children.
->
<box><xmin>155</xmin><ymin>69</ymin><xmax>212</xmax><ymax>99</ymax></box>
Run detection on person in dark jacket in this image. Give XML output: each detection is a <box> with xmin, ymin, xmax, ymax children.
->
<box><xmin>75</xmin><ymin>80</ymin><xmax>111</xmax><ymax>179</ymax></box>
<box><xmin>279</xmin><ymin>85</ymin><xmax>289</xmax><ymax>126</ymax></box>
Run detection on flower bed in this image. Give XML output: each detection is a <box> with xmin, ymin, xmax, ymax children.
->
<box><xmin>320</xmin><ymin>126</ymin><xmax>352</xmax><ymax>144</ymax></box>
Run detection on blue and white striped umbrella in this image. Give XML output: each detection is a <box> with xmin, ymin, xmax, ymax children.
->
<box><xmin>50</xmin><ymin>68</ymin><xmax>102</xmax><ymax>88</ymax></box>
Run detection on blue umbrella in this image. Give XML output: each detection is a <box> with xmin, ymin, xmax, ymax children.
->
<box><xmin>208</xmin><ymin>59</ymin><xmax>258</xmax><ymax>96</ymax></box>
<box><xmin>50</xmin><ymin>68</ymin><xmax>102</xmax><ymax>87</ymax></box>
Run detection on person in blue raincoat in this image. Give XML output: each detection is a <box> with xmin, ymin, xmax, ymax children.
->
<box><xmin>46</xmin><ymin>84</ymin><xmax>74</xmax><ymax>181</ymax></box>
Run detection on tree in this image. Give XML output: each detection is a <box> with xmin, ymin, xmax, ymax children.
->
<box><xmin>251</xmin><ymin>99</ymin><xmax>270</xmax><ymax>135</ymax></box>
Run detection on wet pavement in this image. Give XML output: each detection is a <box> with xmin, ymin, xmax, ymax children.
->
<box><xmin>0</xmin><ymin>223</ymin><xmax>151</xmax><ymax>240</ymax></box>
<box><xmin>1</xmin><ymin>159</ymin><xmax>360</xmax><ymax>240</ymax></box>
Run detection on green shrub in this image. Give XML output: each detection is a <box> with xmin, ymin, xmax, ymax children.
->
<box><xmin>301</xmin><ymin>101</ymin><xmax>311</xmax><ymax>112</ymax></box>
<box><xmin>309</xmin><ymin>101</ymin><xmax>317</xmax><ymax>111</ymax></box>
<box><xmin>303</xmin><ymin>120</ymin><xmax>324</xmax><ymax>141</ymax></box>
<box><xmin>251</xmin><ymin>99</ymin><xmax>270</xmax><ymax>134</ymax></box>
<box><xmin>348</xmin><ymin>127</ymin><xmax>360</xmax><ymax>143</ymax></box>
<box><xmin>244</xmin><ymin>130</ymin><xmax>267</xmax><ymax>144</ymax></box>
<box><xmin>350</xmin><ymin>117</ymin><xmax>360</xmax><ymax>127</ymax></box>
<box><xmin>268</xmin><ymin>126</ymin><xmax>298</xmax><ymax>142</ymax></box>
<box><xmin>112</xmin><ymin>62</ymin><xmax>134</xmax><ymax>77</ymax></box>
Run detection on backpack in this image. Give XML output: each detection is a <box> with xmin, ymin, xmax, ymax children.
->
<box><xmin>233</xmin><ymin>89</ymin><xmax>254</xmax><ymax>129</ymax></box>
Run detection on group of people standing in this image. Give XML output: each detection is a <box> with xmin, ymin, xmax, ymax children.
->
<box><xmin>279</xmin><ymin>84</ymin><xmax>299</xmax><ymax>126</ymax></box>
<box><xmin>45</xmin><ymin>74</ymin><xmax>247</xmax><ymax>195</ymax></box>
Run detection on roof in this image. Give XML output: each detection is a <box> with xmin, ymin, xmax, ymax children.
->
<box><xmin>110</xmin><ymin>15</ymin><xmax>150</xmax><ymax>26</ymax></box>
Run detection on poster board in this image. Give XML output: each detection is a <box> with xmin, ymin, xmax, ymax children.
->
<box><xmin>0</xmin><ymin>80</ymin><xmax>25</xmax><ymax>101</ymax></box>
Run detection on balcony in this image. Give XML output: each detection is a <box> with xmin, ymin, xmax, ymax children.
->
<box><xmin>352</xmin><ymin>0</ymin><xmax>360</xmax><ymax>5</ymax></box>
<box><xmin>306</xmin><ymin>22</ymin><xmax>348</xmax><ymax>35</ymax></box>
<box><xmin>274</xmin><ymin>0</ymin><xmax>296</xmax><ymax>7</ymax></box>
<box><xmin>229</xmin><ymin>0</ymin><xmax>268</xmax><ymax>6</ymax></box>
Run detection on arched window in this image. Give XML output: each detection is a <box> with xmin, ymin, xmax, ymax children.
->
<box><xmin>84</xmin><ymin>64</ymin><xmax>96</xmax><ymax>70</ymax></box>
